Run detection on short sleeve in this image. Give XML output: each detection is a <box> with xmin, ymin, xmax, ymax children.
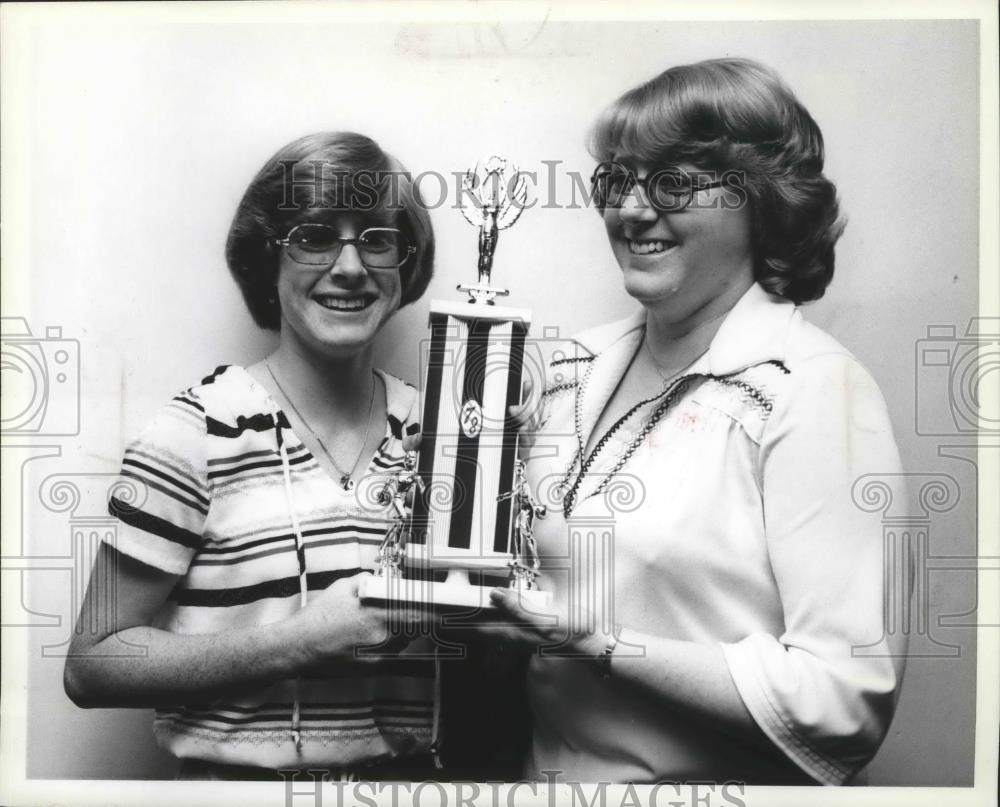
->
<box><xmin>721</xmin><ymin>353</ymin><xmax>907</xmax><ymax>784</ymax></box>
<box><xmin>107</xmin><ymin>390</ymin><xmax>210</xmax><ymax>575</ymax></box>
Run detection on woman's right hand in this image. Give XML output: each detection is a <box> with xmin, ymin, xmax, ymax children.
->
<box><xmin>64</xmin><ymin>551</ymin><xmax>423</xmax><ymax>708</ymax></box>
<box><xmin>508</xmin><ymin>377</ymin><xmax>540</xmax><ymax>453</ymax></box>
<box><xmin>289</xmin><ymin>572</ymin><xmax>421</xmax><ymax>666</ymax></box>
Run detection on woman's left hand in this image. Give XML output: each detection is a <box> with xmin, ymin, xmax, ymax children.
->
<box><xmin>468</xmin><ymin>586</ymin><xmax>768</xmax><ymax>746</ymax></box>
<box><xmin>471</xmin><ymin>586</ymin><xmax>607</xmax><ymax>658</ymax></box>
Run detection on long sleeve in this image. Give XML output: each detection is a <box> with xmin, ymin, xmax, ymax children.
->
<box><xmin>721</xmin><ymin>350</ymin><xmax>908</xmax><ymax>784</ymax></box>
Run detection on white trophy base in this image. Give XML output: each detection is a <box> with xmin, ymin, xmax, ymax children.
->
<box><xmin>358</xmin><ymin>573</ymin><xmax>552</xmax><ymax>612</ymax></box>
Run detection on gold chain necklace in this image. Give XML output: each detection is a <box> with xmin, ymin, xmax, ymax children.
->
<box><xmin>265</xmin><ymin>360</ymin><xmax>376</xmax><ymax>491</ymax></box>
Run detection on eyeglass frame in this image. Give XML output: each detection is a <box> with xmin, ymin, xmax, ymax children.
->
<box><xmin>590</xmin><ymin>161</ymin><xmax>730</xmax><ymax>212</ymax></box>
<box><xmin>272</xmin><ymin>224</ymin><xmax>416</xmax><ymax>270</ymax></box>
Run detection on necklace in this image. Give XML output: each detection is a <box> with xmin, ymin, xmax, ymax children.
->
<box><xmin>265</xmin><ymin>360</ymin><xmax>376</xmax><ymax>491</ymax></box>
<box><xmin>559</xmin><ymin>336</ymin><xmax>707</xmax><ymax>516</ymax></box>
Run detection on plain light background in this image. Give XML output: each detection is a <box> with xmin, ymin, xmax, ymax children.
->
<box><xmin>1</xmin><ymin>9</ymin><xmax>986</xmax><ymax>788</ymax></box>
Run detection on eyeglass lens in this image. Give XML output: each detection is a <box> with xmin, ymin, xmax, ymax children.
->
<box><xmin>593</xmin><ymin>164</ymin><xmax>692</xmax><ymax>212</ymax></box>
<box><xmin>286</xmin><ymin>224</ymin><xmax>408</xmax><ymax>268</ymax></box>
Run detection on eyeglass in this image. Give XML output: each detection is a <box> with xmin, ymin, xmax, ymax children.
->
<box><xmin>590</xmin><ymin>162</ymin><xmax>727</xmax><ymax>212</ymax></box>
<box><xmin>274</xmin><ymin>224</ymin><xmax>415</xmax><ymax>270</ymax></box>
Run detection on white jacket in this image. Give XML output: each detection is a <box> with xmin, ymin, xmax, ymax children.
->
<box><xmin>524</xmin><ymin>283</ymin><xmax>907</xmax><ymax>785</ymax></box>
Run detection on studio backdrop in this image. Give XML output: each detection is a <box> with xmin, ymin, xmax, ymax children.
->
<box><xmin>1</xmin><ymin>7</ymin><xmax>987</xmax><ymax>789</ymax></box>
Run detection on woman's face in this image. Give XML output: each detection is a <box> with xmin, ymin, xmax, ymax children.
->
<box><xmin>603</xmin><ymin>160</ymin><xmax>755</xmax><ymax>327</ymax></box>
<box><xmin>275</xmin><ymin>212</ymin><xmax>403</xmax><ymax>361</ymax></box>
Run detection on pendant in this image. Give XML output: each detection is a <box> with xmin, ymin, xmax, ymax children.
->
<box><xmin>341</xmin><ymin>475</ymin><xmax>355</xmax><ymax>491</ymax></box>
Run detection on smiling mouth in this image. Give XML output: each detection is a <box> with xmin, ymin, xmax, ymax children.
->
<box><xmin>627</xmin><ymin>239</ymin><xmax>678</xmax><ymax>255</ymax></box>
<box><xmin>313</xmin><ymin>294</ymin><xmax>375</xmax><ymax>312</ymax></box>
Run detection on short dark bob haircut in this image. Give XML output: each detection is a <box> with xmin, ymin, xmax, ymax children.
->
<box><xmin>226</xmin><ymin>131</ymin><xmax>434</xmax><ymax>330</ymax></box>
<box><xmin>589</xmin><ymin>57</ymin><xmax>845</xmax><ymax>304</ymax></box>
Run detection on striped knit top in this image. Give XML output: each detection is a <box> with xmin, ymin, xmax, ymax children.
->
<box><xmin>106</xmin><ymin>364</ymin><xmax>437</xmax><ymax>768</ymax></box>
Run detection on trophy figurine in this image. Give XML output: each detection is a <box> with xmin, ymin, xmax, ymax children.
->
<box><xmin>360</xmin><ymin>156</ymin><xmax>550</xmax><ymax>610</ymax></box>
<box><xmin>373</xmin><ymin>450</ymin><xmax>424</xmax><ymax>577</ymax></box>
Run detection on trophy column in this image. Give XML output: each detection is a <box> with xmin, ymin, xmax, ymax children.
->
<box><xmin>410</xmin><ymin>303</ymin><xmax>528</xmax><ymax>564</ymax></box>
<box><xmin>360</xmin><ymin>155</ymin><xmax>549</xmax><ymax>610</ymax></box>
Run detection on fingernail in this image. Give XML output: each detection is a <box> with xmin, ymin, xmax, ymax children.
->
<box><xmin>490</xmin><ymin>588</ymin><xmax>504</xmax><ymax>600</ymax></box>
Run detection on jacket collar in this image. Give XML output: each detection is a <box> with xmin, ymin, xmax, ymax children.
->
<box><xmin>699</xmin><ymin>282</ymin><xmax>797</xmax><ymax>376</ymax></box>
<box><xmin>571</xmin><ymin>284</ymin><xmax>797</xmax><ymax>448</ymax></box>
<box><xmin>574</xmin><ymin>282</ymin><xmax>797</xmax><ymax>376</ymax></box>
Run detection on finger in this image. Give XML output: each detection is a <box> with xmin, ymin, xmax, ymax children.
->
<box><xmin>491</xmin><ymin>588</ymin><xmax>561</xmax><ymax>631</ymax></box>
<box><xmin>509</xmin><ymin>378</ymin><xmax>542</xmax><ymax>443</ymax></box>
<box><xmin>507</xmin><ymin>401</ymin><xmax>538</xmax><ymax>438</ymax></box>
<box><xmin>520</xmin><ymin>376</ymin><xmax>534</xmax><ymax>406</ymax></box>
<box><xmin>395</xmin><ymin>606</ymin><xmax>431</xmax><ymax>627</ymax></box>
<box><xmin>346</xmin><ymin>571</ymin><xmax>372</xmax><ymax>596</ymax></box>
<box><xmin>490</xmin><ymin>587</ymin><xmax>533</xmax><ymax>621</ymax></box>
<box><xmin>402</xmin><ymin>425</ymin><xmax>422</xmax><ymax>453</ymax></box>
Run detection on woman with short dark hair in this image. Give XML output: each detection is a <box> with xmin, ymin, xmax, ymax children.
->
<box><xmin>64</xmin><ymin>131</ymin><xmax>441</xmax><ymax>780</ymax></box>
<box><xmin>227</xmin><ymin>131</ymin><xmax>434</xmax><ymax>329</ymax></box>
<box><xmin>486</xmin><ymin>58</ymin><xmax>906</xmax><ymax>785</ymax></box>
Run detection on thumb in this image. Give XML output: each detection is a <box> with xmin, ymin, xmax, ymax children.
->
<box><xmin>402</xmin><ymin>431</ymin><xmax>422</xmax><ymax>454</ymax></box>
<box><xmin>508</xmin><ymin>376</ymin><xmax>541</xmax><ymax>432</ymax></box>
<box><xmin>489</xmin><ymin>586</ymin><xmax>523</xmax><ymax>617</ymax></box>
<box><xmin>346</xmin><ymin>571</ymin><xmax>372</xmax><ymax>595</ymax></box>
<box><xmin>520</xmin><ymin>376</ymin><xmax>535</xmax><ymax>406</ymax></box>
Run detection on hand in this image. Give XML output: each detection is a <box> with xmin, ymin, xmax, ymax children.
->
<box><xmin>401</xmin><ymin>378</ymin><xmax>538</xmax><ymax>460</ymax></box>
<box><xmin>508</xmin><ymin>376</ymin><xmax>539</xmax><ymax>426</ymax></box>
<box><xmin>289</xmin><ymin>572</ymin><xmax>423</xmax><ymax>667</ymax></box>
<box><xmin>467</xmin><ymin>587</ymin><xmax>607</xmax><ymax>658</ymax></box>
<box><xmin>506</xmin><ymin>377</ymin><xmax>542</xmax><ymax>453</ymax></box>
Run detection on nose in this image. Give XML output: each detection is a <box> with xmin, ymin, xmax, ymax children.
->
<box><xmin>329</xmin><ymin>242</ymin><xmax>366</xmax><ymax>281</ymax></box>
<box><xmin>617</xmin><ymin>183</ymin><xmax>658</xmax><ymax>225</ymax></box>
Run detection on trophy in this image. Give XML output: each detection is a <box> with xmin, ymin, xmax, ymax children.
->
<box><xmin>360</xmin><ymin>156</ymin><xmax>550</xmax><ymax>610</ymax></box>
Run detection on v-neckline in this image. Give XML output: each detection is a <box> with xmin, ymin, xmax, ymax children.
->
<box><xmin>575</xmin><ymin>326</ymin><xmax>647</xmax><ymax>460</ymax></box>
<box><xmin>561</xmin><ymin>330</ymin><xmax>708</xmax><ymax>515</ymax></box>
<box><xmin>235</xmin><ymin>364</ymin><xmax>392</xmax><ymax>494</ymax></box>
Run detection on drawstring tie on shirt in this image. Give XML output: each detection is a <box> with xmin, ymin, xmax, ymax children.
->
<box><xmin>273</xmin><ymin>407</ymin><xmax>308</xmax><ymax>752</ymax></box>
<box><xmin>270</xmin><ymin>391</ymin><xmax>442</xmax><ymax>763</ymax></box>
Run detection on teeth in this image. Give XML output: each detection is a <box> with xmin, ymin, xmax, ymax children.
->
<box><xmin>628</xmin><ymin>239</ymin><xmax>676</xmax><ymax>255</ymax></box>
<box><xmin>315</xmin><ymin>296</ymin><xmax>370</xmax><ymax>311</ymax></box>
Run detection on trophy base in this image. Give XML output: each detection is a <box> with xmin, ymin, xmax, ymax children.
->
<box><xmin>358</xmin><ymin>574</ymin><xmax>552</xmax><ymax>612</ymax></box>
